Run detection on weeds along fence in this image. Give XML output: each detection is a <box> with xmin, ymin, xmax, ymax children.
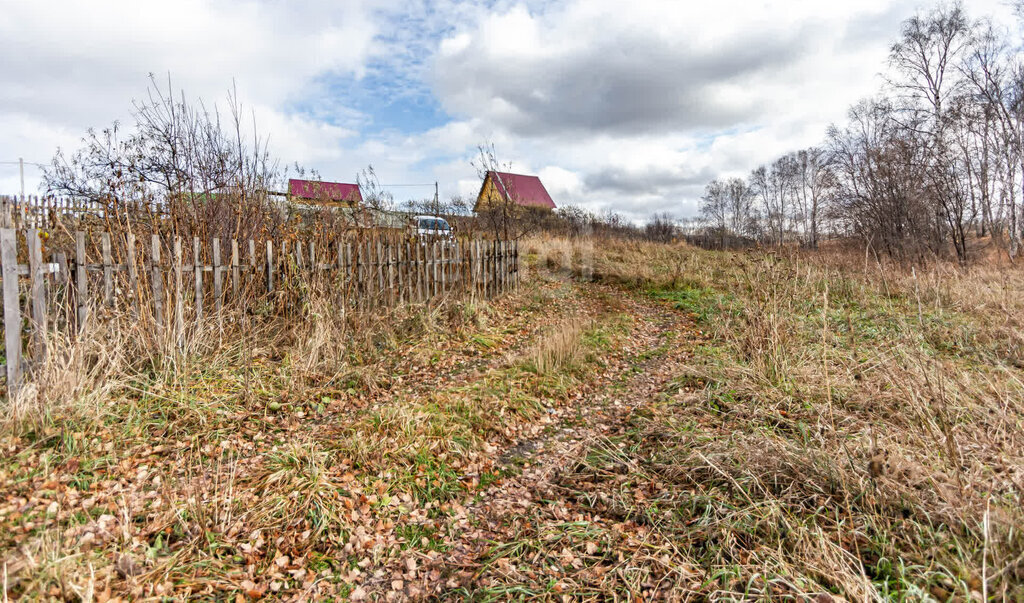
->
<box><xmin>0</xmin><ymin>224</ymin><xmax>519</xmax><ymax>399</ymax></box>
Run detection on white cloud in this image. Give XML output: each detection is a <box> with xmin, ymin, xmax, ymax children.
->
<box><xmin>2</xmin><ymin>0</ymin><xmax>1017</xmax><ymax>220</ymax></box>
<box><xmin>425</xmin><ymin>0</ymin><xmax>1017</xmax><ymax>218</ymax></box>
<box><xmin>0</xmin><ymin>0</ymin><xmax>380</xmax><ymax>192</ymax></box>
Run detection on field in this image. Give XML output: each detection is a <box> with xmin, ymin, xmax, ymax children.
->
<box><xmin>2</xmin><ymin>237</ymin><xmax>1023</xmax><ymax>601</ymax></box>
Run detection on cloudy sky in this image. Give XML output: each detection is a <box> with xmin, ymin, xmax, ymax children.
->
<box><xmin>0</xmin><ymin>0</ymin><xmax>1016</xmax><ymax>220</ymax></box>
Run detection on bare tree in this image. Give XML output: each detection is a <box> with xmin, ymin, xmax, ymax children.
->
<box><xmin>45</xmin><ymin>74</ymin><xmax>281</xmax><ymax>242</ymax></box>
<box><xmin>889</xmin><ymin>2</ymin><xmax>974</xmax><ymax>262</ymax></box>
<box><xmin>700</xmin><ymin>179</ymin><xmax>729</xmax><ymax>243</ymax></box>
<box><xmin>645</xmin><ymin>212</ymin><xmax>678</xmax><ymax>243</ymax></box>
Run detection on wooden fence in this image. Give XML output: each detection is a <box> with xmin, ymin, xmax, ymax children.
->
<box><xmin>1</xmin><ymin>195</ymin><xmax>122</xmax><ymax>230</ymax></box>
<box><xmin>0</xmin><ymin>227</ymin><xmax>519</xmax><ymax>398</ymax></box>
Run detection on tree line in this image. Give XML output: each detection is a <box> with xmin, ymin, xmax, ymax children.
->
<box><xmin>697</xmin><ymin>2</ymin><xmax>1024</xmax><ymax>264</ymax></box>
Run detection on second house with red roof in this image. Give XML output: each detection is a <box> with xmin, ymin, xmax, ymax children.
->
<box><xmin>474</xmin><ymin>171</ymin><xmax>557</xmax><ymax>212</ymax></box>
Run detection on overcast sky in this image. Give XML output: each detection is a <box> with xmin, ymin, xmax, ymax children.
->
<box><xmin>0</xmin><ymin>0</ymin><xmax>1016</xmax><ymax>220</ymax></box>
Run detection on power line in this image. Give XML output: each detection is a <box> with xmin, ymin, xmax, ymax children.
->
<box><xmin>0</xmin><ymin>160</ymin><xmax>46</xmax><ymax>168</ymax></box>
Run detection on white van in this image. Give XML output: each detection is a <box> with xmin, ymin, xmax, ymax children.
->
<box><xmin>413</xmin><ymin>215</ymin><xmax>454</xmax><ymax>239</ymax></box>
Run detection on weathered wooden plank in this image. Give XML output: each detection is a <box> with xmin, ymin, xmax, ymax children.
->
<box><xmin>358</xmin><ymin>240</ymin><xmax>368</xmax><ymax>308</ymax></box>
<box><xmin>27</xmin><ymin>229</ymin><xmax>47</xmax><ymax>363</ymax></box>
<box><xmin>265</xmin><ymin>240</ymin><xmax>274</xmax><ymax>293</ymax></box>
<box><xmin>405</xmin><ymin>240</ymin><xmax>413</xmax><ymax>304</ymax></box>
<box><xmin>376</xmin><ymin>239</ymin><xmax>384</xmax><ymax>305</ymax></box>
<box><xmin>193</xmin><ymin>237</ymin><xmax>203</xmax><ymax>323</ymax></box>
<box><xmin>1</xmin><ymin>229</ymin><xmax>23</xmax><ymax>394</ymax></box>
<box><xmin>55</xmin><ymin>252</ymin><xmax>69</xmax><ymax>329</ymax></box>
<box><xmin>126</xmin><ymin>233</ymin><xmax>139</xmax><ymax>314</ymax></box>
<box><xmin>101</xmin><ymin>232</ymin><xmax>113</xmax><ymax>306</ymax></box>
<box><xmin>432</xmin><ymin>240</ymin><xmax>440</xmax><ymax>299</ymax></box>
<box><xmin>281</xmin><ymin>240</ymin><xmax>289</xmax><ymax>282</ymax></box>
<box><xmin>151</xmin><ymin>235</ymin><xmax>164</xmax><ymax>329</ymax></box>
<box><xmin>514</xmin><ymin>239</ymin><xmax>519</xmax><ymax>288</ymax></box>
<box><xmin>174</xmin><ymin>237</ymin><xmax>184</xmax><ymax>342</ymax></box>
<box><xmin>396</xmin><ymin>240</ymin><xmax>404</xmax><ymax>304</ymax></box>
<box><xmin>212</xmin><ymin>237</ymin><xmax>223</xmax><ymax>314</ymax></box>
<box><xmin>492</xmin><ymin>240</ymin><xmax>498</xmax><ymax>295</ymax></box>
<box><xmin>420</xmin><ymin>240</ymin><xmax>428</xmax><ymax>301</ymax></box>
<box><xmin>75</xmin><ymin>231</ymin><xmax>88</xmax><ymax>330</ymax></box>
<box><xmin>231</xmin><ymin>239</ymin><xmax>240</xmax><ymax>299</ymax></box>
<box><xmin>344</xmin><ymin>241</ymin><xmax>352</xmax><ymax>306</ymax></box>
<box><xmin>387</xmin><ymin>239</ymin><xmax>396</xmax><ymax>306</ymax></box>
<box><xmin>440</xmin><ymin>239</ymin><xmax>447</xmax><ymax>294</ymax></box>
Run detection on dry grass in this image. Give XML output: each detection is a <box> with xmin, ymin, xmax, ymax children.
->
<box><xmin>5</xmin><ymin>233</ymin><xmax>1024</xmax><ymax>600</ymax></box>
<box><xmin>519</xmin><ymin>234</ymin><xmax>1024</xmax><ymax>599</ymax></box>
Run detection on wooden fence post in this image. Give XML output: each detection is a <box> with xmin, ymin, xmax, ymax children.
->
<box><xmin>174</xmin><ymin>237</ymin><xmax>183</xmax><ymax>343</ymax></box>
<box><xmin>359</xmin><ymin>239</ymin><xmax>368</xmax><ymax>309</ymax></box>
<box><xmin>126</xmin><ymin>233</ymin><xmax>139</xmax><ymax>315</ymax></box>
<box><xmin>416</xmin><ymin>240</ymin><xmax>425</xmax><ymax>302</ymax></box>
<box><xmin>27</xmin><ymin>229</ymin><xmax>47</xmax><ymax>364</ymax></box>
<box><xmin>151</xmin><ymin>235</ymin><xmax>164</xmax><ymax>331</ymax></box>
<box><xmin>101</xmin><ymin>232</ymin><xmax>113</xmax><ymax>306</ymax></box>
<box><xmin>344</xmin><ymin>241</ymin><xmax>353</xmax><ymax>307</ymax></box>
<box><xmin>248</xmin><ymin>239</ymin><xmax>256</xmax><ymax>278</ymax></box>
<box><xmin>231</xmin><ymin>240</ymin><xmax>240</xmax><ymax>300</ymax></box>
<box><xmin>500</xmin><ymin>241</ymin><xmax>506</xmax><ymax>293</ymax></box>
<box><xmin>193</xmin><ymin>237</ymin><xmax>203</xmax><ymax>323</ymax></box>
<box><xmin>2</xmin><ymin>229</ymin><xmax>23</xmax><ymax>395</ymax></box>
<box><xmin>281</xmin><ymin>240</ymin><xmax>288</xmax><ymax>283</ymax></box>
<box><xmin>514</xmin><ymin>239</ymin><xmax>519</xmax><ymax>288</ymax></box>
<box><xmin>55</xmin><ymin>252</ymin><xmax>70</xmax><ymax>330</ymax></box>
<box><xmin>376</xmin><ymin>239</ymin><xmax>384</xmax><ymax>306</ymax></box>
<box><xmin>266</xmin><ymin>240</ymin><xmax>274</xmax><ymax>293</ymax></box>
<box><xmin>75</xmin><ymin>231</ymin><xmax>88</xmax><ymax>330</ymax></box>
<box><xmin>396</xmin><ymin>240</ymin><xmax>405</xmax><ymax>304</ymax></box>
<box><xmin>387</xmin><ymin>239</ymin><xmax>396</xmax><ymax>306</ymax></box>
<box><xmin>440</xmin><ymin>239</ymin><xmax>447</xmax><ymax>295</ymax></box>
<box><xmin>212</xmin><ymin>237</ymin><xmax>223</xmax><ymax>315</ymax></box>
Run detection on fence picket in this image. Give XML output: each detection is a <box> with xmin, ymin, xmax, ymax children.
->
<box><xmin>102</xmin><ymin>232</ymin><xmax>113</xmax><ymax>306</ymax></box>
<box><xmin>2</xmin><ymin>229</ymin><xmax>23</xmax><ymax>395</ymax></box>
<box><xmin>266</xmin><ymin>240</ymin><xmax>274</xmax><ymax>293</ymax></box>
<box><xmin>193</xmin><ymin>237</ymin><xmax>203</xmax><ymax>323</ymax></box>
<box><xmin>75</xmin><ymin>231</ymin><xmax>88</xmax><ymax>330</ymax></box>
<box><xmin>151</xmin><ymin>235</ymin><xmax>163</xmax><ymax>330</ymax></box>
<box><xmin>376</xmin><ymin>239</ymin><xmax>384</xmax><ymax>305</ymax></box>
<box><xmin>174</xmin><ymin>237</ymin><xmax>183</xmax><ymax>342</ymax></box>
<box><xmin>231</xmin><ymin>240</ymin><xmax>240</xmax><ymax>299</ymax></box>
<box><xmin>27</xmin><ymin>230</ymin><xmax>47</xmax><ymax>364</ymax></box>
<box><xmin>212</xmin><ymin>237</ymin><xmax>223</xmax><ymax>315</ymax></box>
<box><xmin>126</xmin><ymin>233</ymin><xmax>139</xmax><ymax>315</ymax></box>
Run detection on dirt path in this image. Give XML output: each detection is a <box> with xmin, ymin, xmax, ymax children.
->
<box><xmin>363</xmin><ymin>286</ymin><xmax>697</xmax><ymax>599</ymax></box>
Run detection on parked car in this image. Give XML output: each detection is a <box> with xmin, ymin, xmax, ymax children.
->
<box><xmin>412</xmin><ymin>215</ymin><xmax>454</xmax><ymax>240</ymax></box>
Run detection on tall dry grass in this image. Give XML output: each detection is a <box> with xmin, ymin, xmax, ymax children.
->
<box><xmin>523</xmin><ymin>233</ymin><xmax>1024</xmax><ymax>599</ymax></box>
<box><xmin>1</xmin><ymin>259</ymin><xmax>490</xmax><ymax>437</ymax></box>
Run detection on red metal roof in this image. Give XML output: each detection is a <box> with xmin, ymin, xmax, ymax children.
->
<box><xmin>485</xmin><ymin>171</ymin><xmax>556</xmax><ymax>209</ymax></box>
<box><xmin>288</xmin><ymin>179</ymin><xmax>362</xmax><ymax>203</ymax></box>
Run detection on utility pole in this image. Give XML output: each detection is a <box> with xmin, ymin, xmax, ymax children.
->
<box><xmin>19</xmin><ymin>158</ymin><xmax>25</xmax><ymax>202</ymax></box>
<box><xmin>434</xmin><ymin>181</ymin><xmax>439</xmax><ymax>207</ymax></box>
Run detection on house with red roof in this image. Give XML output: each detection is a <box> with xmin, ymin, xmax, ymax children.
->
<box><xmin>288</xmin><ymin>179</ymin><xmax>362</xmax><ymax>207</ymax></box>
<box><xmin>474</xmin><ymin>171</ymin><xmax>556</xmax><ymax>212</ymax></box>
